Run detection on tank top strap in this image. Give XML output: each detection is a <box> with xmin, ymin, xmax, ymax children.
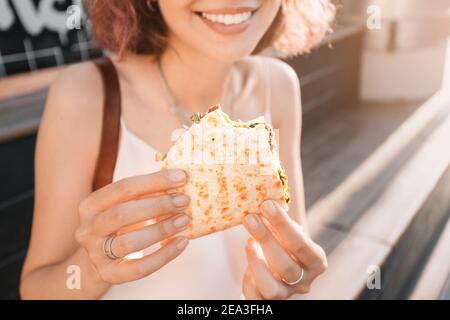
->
<box><xmin>259</xmin><ymin>57</ymin><xmax>273</xmax><ymax>125</ymax></box>
<box><xmin>92</xmin><ymin>56</ymin><xmax>122</xmax><ymax>190</ymax></box>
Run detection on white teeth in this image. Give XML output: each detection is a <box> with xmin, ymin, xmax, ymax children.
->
<box><xmin>224</xmin><ymin>15</ymin><xmax>233</xmax><ymax>24</ymax></box>
<box><xmin>201</xmin><ymin>11</ymin><xmax>252</xmax><ymax>25</ymax></box>
<box><xmin>218</xmin><ymin>15</ymin><xmax>226</xmax><ymax>24</ymax></box>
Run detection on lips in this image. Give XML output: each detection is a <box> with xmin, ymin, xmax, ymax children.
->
<box><xmin>201</xmin><ymin>11</ymin><xmax>252</xmax><ymax>25</ymax></box>
<box><xmin>194</xmin><ymin>7</ymin><xmax>259</xmax><ymax>35</ymax></box>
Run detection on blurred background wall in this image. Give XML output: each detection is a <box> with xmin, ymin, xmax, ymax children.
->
<box><xmin>339</xmin><ymin>0</ymin><xmax>450</xmax><ymax>102</ymax></box>
<box><xmin>0</xmin><ymin>0</ymin><xmax>101</xmax><ymax>77</ymax></box>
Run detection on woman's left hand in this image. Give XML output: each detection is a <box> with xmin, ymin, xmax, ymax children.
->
<box><xmin>241</xmin><ymin>200</ymin><xmax>327</xmax><ymax>300</ymax></box>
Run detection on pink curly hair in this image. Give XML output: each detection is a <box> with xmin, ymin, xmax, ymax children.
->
<box><xmin>275</xmin><ymin>0</ymin><xmax>336</xmax><ymax>56</ymax></box>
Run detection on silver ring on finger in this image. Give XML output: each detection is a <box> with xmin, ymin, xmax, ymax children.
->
<box><xmin>103</xmin><ymin>235</ymin><xmax>120</xmax><ymax>260</ymax></box>
<box><xmin>281</xmin><ymin>267</ymin><xmax>304</xmax><ymax>286</ymax></box>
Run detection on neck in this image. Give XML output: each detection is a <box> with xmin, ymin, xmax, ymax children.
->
<box><xmin>159</xmin><ymin>42</ymin><xmax>233</xmax><ymax>114</ymax></box>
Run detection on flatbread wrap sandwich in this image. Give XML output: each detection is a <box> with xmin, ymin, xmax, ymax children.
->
<box><xmin>159</xmin><ymin>105</ymin><xmax>290</xmax><ymax>239</ymax></box>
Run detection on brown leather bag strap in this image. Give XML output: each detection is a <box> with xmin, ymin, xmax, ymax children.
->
<box><xmin>92</xmin><ymin>56</ymin><xmax>122</xmax><ymax>190</ymax></box>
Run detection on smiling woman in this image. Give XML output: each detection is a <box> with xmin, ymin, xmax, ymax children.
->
<box><xmin>20</xmin><ymin>0</ymin><xmax>334</xmax><ymax>300</ymax></box>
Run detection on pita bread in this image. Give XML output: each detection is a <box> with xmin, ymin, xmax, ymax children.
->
<box><xmin>161</xmin><ymin>105</ymin><xmax>290</xmax><ymax>239</ymax></box>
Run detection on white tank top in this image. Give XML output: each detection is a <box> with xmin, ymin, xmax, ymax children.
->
<box><xmin>101</xmin><ymin>58</ymin><xmax>273</xmax><ymax>299</ymax></box>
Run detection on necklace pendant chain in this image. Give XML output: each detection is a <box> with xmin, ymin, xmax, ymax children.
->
<box><xmin>168</xmin><ymin>104</ymin><xmax>177</xmax><ymax>114</ymax></box>
<box><xmin>157</xmin><ymin>58</ymin><xmax>234</xmax><ymax>126</ymax></box>
<box><xmin>157</xmin><ymin>59</ymin><xmax>191</xmax><ymax>126</ymax></box>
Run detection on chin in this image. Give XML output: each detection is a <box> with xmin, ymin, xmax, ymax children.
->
<box><xmin>188</xmin><ymin>20</ymin><xmax>270</xmax><ymax>62</ymax></box>
<box><xmin>197</xmin><ymin>40</ymin><xmax>259</xmax><ymax>63</ymax></box>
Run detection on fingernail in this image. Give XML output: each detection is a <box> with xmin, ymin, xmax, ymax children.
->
<box><xmin>172</xmin><ymin>194</ymin><xmax>189</xmax><ymax>208</ymax></box>
<box><xmin>167</xmin><ymin>169</ymin><xmax>186</xmax><ymax>183</ymax></box>
<box><xmin>244</xmin><ymin>214</ymin><xmax>259</xmax><ymax>230</ymax></box>
<box><xmin>262</xmin><ymin>200</ymin><xmax>277</xmax><ymax>217</ymax></box>
<box><xmin>176</xmin><ymin>237</ymin><xmax>189</xmax><ymax>250</ymax></box>
<box><xmin>173</xmin><ymin>214</ymin><xmax>190</xmax><ymax>228</ymax></box>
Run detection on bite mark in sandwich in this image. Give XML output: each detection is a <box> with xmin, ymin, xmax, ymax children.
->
<box><xmin>159</xmin><ymin>105</ymin><xmax>290</xmax><ymax>239</ymax></box>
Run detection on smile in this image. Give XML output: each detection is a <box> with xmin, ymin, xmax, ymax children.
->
<box><xmin>195</xmin><ymin>7</ymin><xmax>258</xmax><ymax>35</ymax></box>
<box><xmin>201</xmin><ymin>11</ymin><xmax>253</xmax><ymax>25</ymax></box>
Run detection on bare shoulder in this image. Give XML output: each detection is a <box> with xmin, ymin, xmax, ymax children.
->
<box><xmin>37</xmin><ymin>61</ymin><xmax>104</xmax><ymax>182</ymax></box>
<box><xmin>43</xmin><ymin>61</ymin><xmax>104</xmax><ymax>140</ymax></box>
<box><xmin>239</xmin><ymin>55</ymin><xmax>300</xmax><ymax>89</ymax></box>
<box><xmin>46</xmin><ymin>61</ymin><xmax>103</xmax><ymax>121</ymax></box>
<box><xmin>239</xmin><ymin>56</ymin><xmax>301</xmax><ymax>127</ymax></box>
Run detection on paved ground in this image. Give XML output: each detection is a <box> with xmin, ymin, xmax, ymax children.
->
<box><xmin>443</xmin><ymin>277</ymin><xmax>450</xmax><ymax>299</ymax></box>
<box><xmin>302</xmin><ymin>100</ymin><xmax>425</xmax><ymax>208</ymax></box>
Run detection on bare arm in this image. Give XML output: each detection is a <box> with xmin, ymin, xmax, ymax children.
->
<box><xmin>242</xmin><ymin>57</ymin><xmax>327</xmax><ymax>299</ymax></box>
<box><xmin>20</xmin><ymin>63</ymin><xmax>192</xmax><ymax>299</ymax></box>
<box><xmin>269</xmin><ymin>58</ymin><xmax>307</xmax><ymax>229</ymax></box>
<box><xmin>20</xmin><ymin>63</ymin><xmax>110</xmax><ymax>299</ymax></box>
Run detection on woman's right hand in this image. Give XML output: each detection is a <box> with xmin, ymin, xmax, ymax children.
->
<box><xmin>75</xmin><ymin>169</ymin><xmax>190</xmax><ymax>284</ymax></box>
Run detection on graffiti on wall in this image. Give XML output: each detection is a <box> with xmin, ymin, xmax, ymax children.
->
<box><xmin>0</xmin><ymin>0</ymin><xmax>102</xmax><ymax>77</ymax></box>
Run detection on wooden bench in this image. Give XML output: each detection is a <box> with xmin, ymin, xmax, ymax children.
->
<box><xmin>297</xmin><ymin>90</ymin><xmax>450</xmax><ymax>299</ymax></box>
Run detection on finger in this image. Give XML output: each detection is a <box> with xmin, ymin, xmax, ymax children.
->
<box><xmin>79</xmin><ymin>169</ymin><xmax>187</xmax><ymax>215</ymax></box>
<box><xmin>260</xmin><ymin>200</ymin><xmax>326</xmax><ymax>272</ymax></box>
<box><xmin>110</xmin><ymin>214</ymin><xmax>191</xmax><ymax>258</ymax></box>
<box><xmin>246</xmin><ymin>238</ymin><xmax>290</xmax><ymax>300</ymax></box>
<box><xmin>242</xmin><ymin>269</ymin><xmax>264</xmax><ymax>300</ymax></box>
<box><xmin>100</xmin><ymin>236</ymin><xmax>189</xmax><ymax>284</ymax></box>
<box><xmin>93</xmin><ymin>193</ymin><xmax>190</xmax><ymax>236</ymax></box>
<box><xmin>243</xmin><ymin>213</ymin><xmax>304</xmax><ymax>284</ymax></box>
